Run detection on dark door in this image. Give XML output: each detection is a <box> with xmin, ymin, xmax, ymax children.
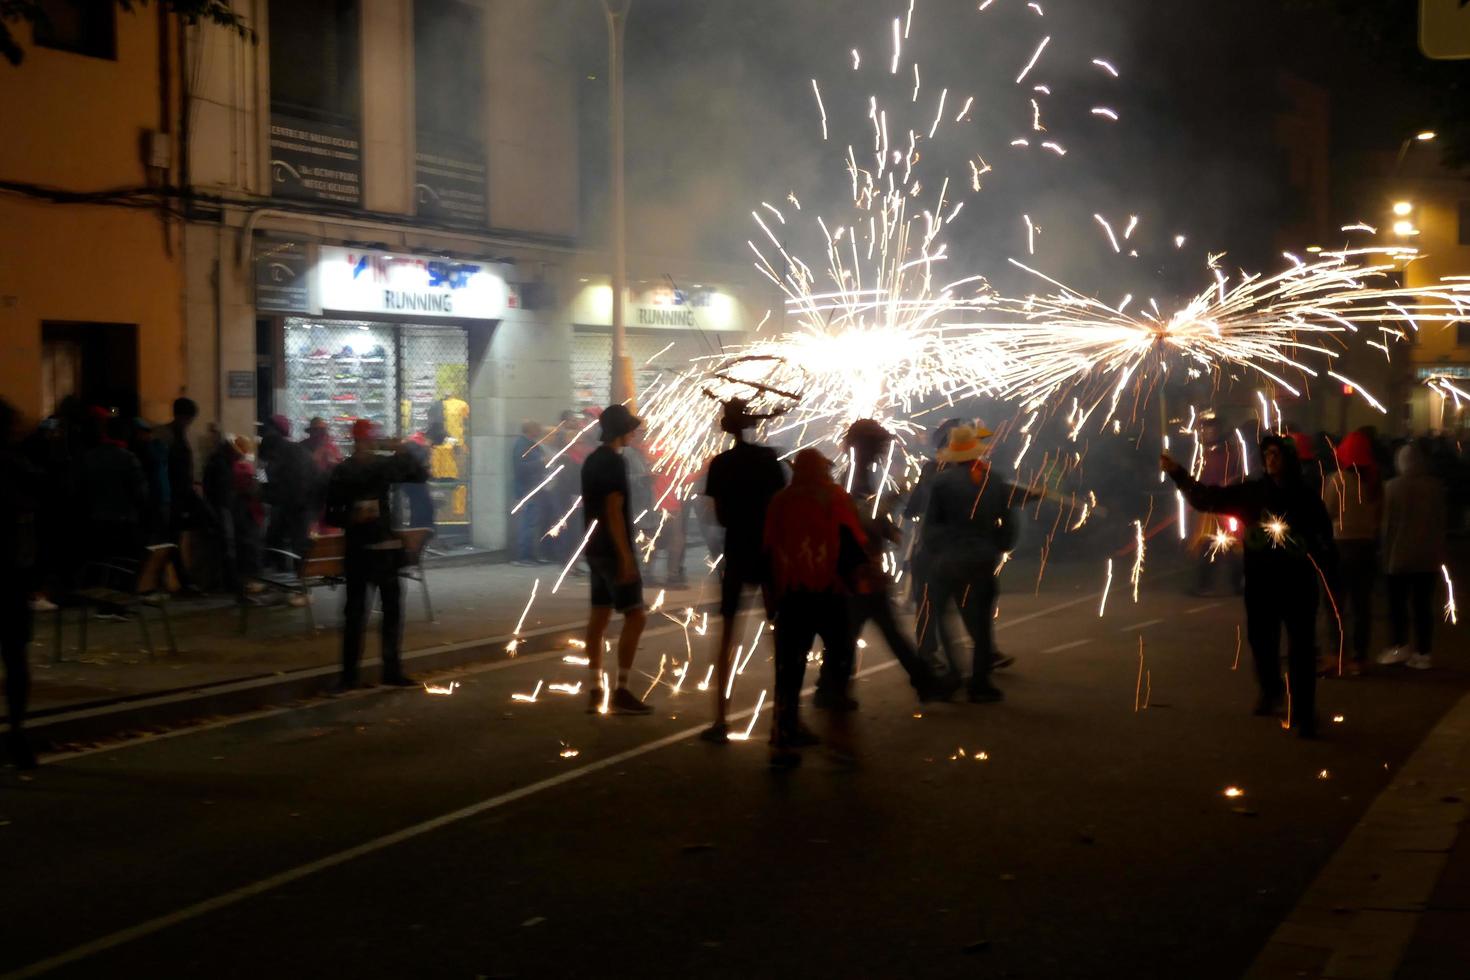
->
<box><xmin>40</xmin><ymin>322</ymin><xmax>139</xmax><ymax>416</ymax></box>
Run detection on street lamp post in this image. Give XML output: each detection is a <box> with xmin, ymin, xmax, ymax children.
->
<box><xmin>602</xmin><ymin>0</ymin><xmax>635</xmax><ymax>409</ymax></box>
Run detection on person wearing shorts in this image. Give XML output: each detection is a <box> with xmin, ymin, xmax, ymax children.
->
<box><xmin>580</xmin><ymin>404</ymin><xmax>652</xmax><ymax>715</ymax></box>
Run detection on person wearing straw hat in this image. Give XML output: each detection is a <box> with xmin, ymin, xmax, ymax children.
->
<box><xmin>701</xmin><ymin>398</ymin><xmax>787</xmax><ymax>743</ymax></box>
<box><xmin>916</xmin><ymin>422</ymin><xmax>1016</xmax><ymax>703</ymax></box>
<box><xmin>580</xmin><ymin>404</ymin><xmax>654</xmax><ymax>715</ymax></box>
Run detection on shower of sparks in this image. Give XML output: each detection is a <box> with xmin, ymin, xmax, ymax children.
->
<box><xmin>1134</xmin><ymin>637</ymin><xmax>1145</xmax><ymax>712</ymax></box>
<box><xmin>1015</xmin><ymin>35</ymin><xmax>1050</xmax><ymax>84</ymax></box>
<box><xmin>553</xmin><ymin>520</ymin><xmax>598</xmax><ymax>593</ymax></box>
<box><xmin>423</xmin><ymin>681</ymin><xmax>460</xmax><ymax>696</ymax></box>
<box><xmin>1098</xmin><ymin>559</ymin><xmax>1114</xmax><ymax>617</ymax></box>
<box><xmin>1091</xmin><ymin>106</ymin><xmax>1118</xmax><ymax>121</ymax></box>
<box><xmin>511</xmin><ymin>680</ymin><xmax>544</xmax><ymax>703</ymax></box>
<box><xmin>1092</xmin><ymin>57</ymin><xmax>1119</xmax><ymax>76</ymax></box>
<box><xmin>727</xmin><ymin>689</ymin><xmax>769</xmax><ymax>741</ymax></box>
<box><xmin>513</xmin><ymin>578</ymin><xmax>539</xmax><ymax>638</ymax></box>
<box><xmin>1262</xmin><ymin>513</ymin><xmax>1289</xmax><ymax>548</ymax></box>
<box><xmin>891</xmin><ymin>17</ymin><xmax>902</xmax><ymax>73</ymax></box>
<box><xmin>1129</xmin><ymin>519</ymin><xmax>1145</xmax><ymax>602</ymax></box>
<box><xmin>548</xmin><ymin>681</ymin><xmax>583</xmax><ymax>695</ymax></box>
<box><xmin>511</xmin><ymin>465</ymin><xmax>564</xmax><ymax>515</ymax></box>
<box><xmin>811</xmin><ymin>79</ymin><xmax>828</xmax><ymax>140</ymax></box>
<box><xmin>1444</xmin><ymin>565</ymin><xmax>1459</xmax><ymax>624</ymax></box>
<box><xmin>1232</xmin><ymin>624</ymin><xmax>1242</xmax><ymax>671</ymax></box>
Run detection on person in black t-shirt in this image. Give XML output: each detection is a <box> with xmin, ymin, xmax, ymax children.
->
<box><xmin>580</xmin><ymin>404</ymin><xmax>653</xmax><ymax>715</ymax></box>
<box><xmin>700</xmin><ymin>399</ymin><xmax>787</xmax><ymax>743</ymax></box>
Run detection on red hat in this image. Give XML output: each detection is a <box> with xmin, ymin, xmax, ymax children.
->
<box><xmin>1290</xmin><ymin>431</ymin><xmax>1315</xmax><ymax>461</ymax></box>
<box><xmin>350</xmin><ymin>418</ymin><xmax>378</xmax><ymax>442</ymax></box>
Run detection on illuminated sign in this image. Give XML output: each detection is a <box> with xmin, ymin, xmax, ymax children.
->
<box><xmin>317</xmin><ymin>246</ymin><xmax>508</xmax><ymax>320</ymax></box>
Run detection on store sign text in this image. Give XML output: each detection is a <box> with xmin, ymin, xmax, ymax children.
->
<box><xmin>318</xmin><ymin>246</ymin><xmax>507</xmax><ymax>320</ymax></box>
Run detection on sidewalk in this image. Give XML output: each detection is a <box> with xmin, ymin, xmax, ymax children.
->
<box><xmin>12</xmin><ymin>555</ymin><xmax>719</xmax><ymax>738</ymax></box>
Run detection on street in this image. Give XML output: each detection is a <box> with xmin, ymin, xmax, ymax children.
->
<box><xmin>3</xmin><ymin>555</ymin><xmax>1465</xmax><ymax>979</ymax></box>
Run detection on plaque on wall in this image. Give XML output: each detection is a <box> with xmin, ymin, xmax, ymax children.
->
<box><xmin>414</xmin><ymin>134</ymin><xmax>487</xmax><ymax>226</ymax></box>
<box><xmin>269</xmin><ymin>112</ymin><xmax>363</xmax><ymax>207</ymax></box>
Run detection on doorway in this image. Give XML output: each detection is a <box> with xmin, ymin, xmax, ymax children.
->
<box><xmin>40</xmin><ymin>322</ymin><xmax>140</xmax><ymax>416</ymax></box>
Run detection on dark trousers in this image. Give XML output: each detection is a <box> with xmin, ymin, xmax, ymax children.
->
<box><xmin>1331</xmin><ymin>540</ymin><xmax>1377</xmax><ymax>662</ymax></box>
<box><xmin>166</xmin><ymin>507</ymin><xmax>196</xmax><ymax>590</ymax></box>
<box><xmin>512</xmin><ymin>496</ymin><xmax>544</xmax><ymax>561</ymax></box>
<box><xmin>265</xmin><ymin>505</ymin><xmax>312</xmax><ymax>568</ymax></box>
<box><xmin>2</xmin><ymin>582</ymin><xmax>33</xmax><ymax>733</ymax></box>
<box><xmin>1244</xmin><ymin>580</ymin><xmax>1318</xmax><ymax>728</ymax></box>
<box><xmin>824</xmin><ymin>589</ymin><xmax>936</xmax><ymax>697</ymax></box>
<box><xmin>341</xmin><ymin>547</ymin><xmax>404</xmax><ymax>685</ymax></box>
<box><xmin>917</xmin><ymin>555</ymin><xmax>998</xmax><ymax>692</ymax></box>
<box><xmin>1387</xmin><ymin>572</ymin><xmax>1435</xmax><ymax>655</ymax></box>
<box><xmin>773</xmin><ymin>591</ymin><xmax>852</xmax><ymax>742</ymax></box>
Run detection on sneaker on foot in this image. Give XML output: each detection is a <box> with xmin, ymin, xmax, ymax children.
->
<box><xmin>611</xmin><ymin>687</ymin><xmax>652</xmax><ymax>715</ymax></box>
<box><xmin>699</xmin><ymin>722</ymin><xmax>729</xmax><ymax>744</ymax></box>
<box><xmin>1406</xmin><ymin>653</ymin><xmax>1432</xmax><ymax>671</ymax></box>
<box><xmin>1377</xmin><ymin>645</ymin><xmax>1410</xmax><ymax>666</ymax></box>
<box><xmin>1252</xmin><ymin>694</ymin><xmax>1283</xmax><ymax>717</ymax></box>
<box><xmin>967</xmin><ymin>685</ymin><xmax>1005</xmax><ymax>704</ymax></box>
<box><xmin>812</xmin><ymin>690</ymin><xmax>859</xmax><ymax>711</ymax></box>
<box><xmin>992</xmin><ymin>653</ymin><xmax>1016</xmax><ymax>670</ymax></box>
<box><xmin>586</xmin><ymin>687</ymin><xmax>606</xmax><ymax>714</ymax></box>
<box><xmin>789</xmin><ymin>722</ymin><xmax>821</xmax><ymax>748</ymax></box>
<box><xmin>381</xmin><ymin>674</ymin><xmax>417</xmax><ymax>688</ymax></box>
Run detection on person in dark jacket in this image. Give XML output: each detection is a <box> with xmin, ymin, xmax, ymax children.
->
<box><xmin>78</xmin><ymin>411</ymin><xmax>148</xmax><ymax>566</ymax></box>
<box><xmin>510</xmin><ymin>420</ymin><xmax>548</xmax><ymax>565</ymax></box>
<box><xmin>701</xmin><ymin>398</ymin><xmax>787</xmax><ymax>743</ymax></box>
<box><xmin>260</xmin><ymin>415</ymin><xmax>314</xmax><ymax>568</ymax></box>
<box><xmin>131</xmin><ymin>418</ymin><xmax>171</xmax><ymax>545</ymax></box>
<box><xmin>1162</xmin><ymin>435</ymin><xmax>1336</xmax><ymax>737</ymax></box>
<box><xmin>158</xmin><ymin>397</ymin><xmax>206</xmax><ymax>595</ymax></box>
<box><xmin>918</xmin><ymin>424</ymin><xmax>1017</xmax><ymax>704</ymax></box>
<box><xmin>325</xmin><ymin>419</ymin><xmax>429</xmax><ymax>689</ymax></box>
<box><xmin>1</xmin><ymin>399</ymin><xmax>40</xmax><ymax>769</ymax></box>
<box><xmin>822</xmin><ymin>418</ymin><xmax>953</xmax><ymax>707</ymax></box>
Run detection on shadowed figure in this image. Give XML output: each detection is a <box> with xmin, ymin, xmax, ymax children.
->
<box><xmin>1</xmin><ymin>398</ymin><xmax>40</xmax><ymax>769</ymax></box>
<box><xmin>1163</xmin><ymin>435</ymin><xmax>1336</xmax><ymax>737</ymax></box>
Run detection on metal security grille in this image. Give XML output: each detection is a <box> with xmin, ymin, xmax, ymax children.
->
<box><xmin>571</xmin><ymin>329</ymin><xmax>731</xmax><ymax>409</ymax></box>
<box><xmin>281</xmin><ymin>318</ymin><xmax>471</xmax><ymax>544</ymax></box>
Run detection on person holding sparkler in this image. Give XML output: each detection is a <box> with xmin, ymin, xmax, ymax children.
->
<box><xmin>917</xmin><ymin>424</ymin><xmax>1017</xmax><ymax>704</ymax></box>
<box><xmin>580</xmin><ymin>404</ymin><xmax>653</xmax><ymax>715</ymax></box>
<box><xmin>763</xmin><ymin>449</ymin><xmax>868</xmax><ymax>767</ymax></box>
<box><xmin>825</xmin><ymin>418</ymin><xmax>956</xmax><ymax>706</ymax></box>
<box><xmin>1162</xmin><ymin>436</ymin><xmax>1336</xmax><ymax>737</ymax></box>
<box><xmin>701</xmin><ymin>398</ymin><xmax>787</xmax><ymax>744</ymax></box>
<box><xmin>1188</xmin><ymin>415</ymin><xmax>1245</xmax><ymax>597</ymax></box>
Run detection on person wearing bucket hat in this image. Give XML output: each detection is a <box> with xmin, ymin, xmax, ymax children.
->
<box><xmin>917</xmin><ymin>422</ymin><xmax>1017</xmax><ymax>703</ymax></box>
<box><xmin>820</xmin><ymin>419</ymin><xmax>954</xmax><ymax>706</ymax></box>
<box><xmin>700</xmin><ymin>398</ymin><xmax>787</xmax><ymax>743</ymax></box>
<box><xmin>324</xmin><ymin>419</ymin><xmax>428</xmax><ymax>690</ymax></box>
<box><xmin>579</xmin><ymin>404</ymin><xmax>653</xmax><ymax>715</ymax></box>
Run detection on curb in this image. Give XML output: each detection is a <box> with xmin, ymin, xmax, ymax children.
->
<box><xmin>22</xmin><ymin>601</ymin><xmax>719</xmax><ymax>750</ymax></box>
<box><xmin>1244</xmin><ymin>686</ymin><xmax>1470</xmax><ymax>980</ymax></box>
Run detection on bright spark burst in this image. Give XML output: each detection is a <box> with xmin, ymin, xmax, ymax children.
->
<box><xmin>423</xmin><ymin>681</ymin><xmax>460</xmax><ymax>696</ymax></box>
<box><xmin>1444</xmin><ymin>564</ymin><xmax>1459</xmax><ymax>624</ymax></box>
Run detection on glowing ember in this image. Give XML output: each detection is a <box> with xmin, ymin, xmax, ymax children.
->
<box><xmin>422</xmin><ymin>681</ymin><xmax>460</xmax><ymax>696</ymax></box>
<box><xmin>559</xmin><ymin>743</ymin><xmax>580</xmax><ymax>759</ymax></box>
<box><xmin>511</xmin><ymin>680</ymin><xmax>544</xmax><ymax>703</ymax></box>
<box><xmin>1223</xmin><ymin>786</ymin><xmax>1244</xmax><ymax>798</ymax></box>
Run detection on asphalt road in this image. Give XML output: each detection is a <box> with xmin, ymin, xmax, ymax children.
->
<box><xmin>1</xmin><ymin>554</ymin><xmax>1465</xmax><ymax>980</ymax></box>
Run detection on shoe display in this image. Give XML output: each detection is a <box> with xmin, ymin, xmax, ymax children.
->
<box><xmin>331</xmin><ymin>393</ymin><xmax>357</xmax><ymax>402</ymax></box>
<box><xmin>332</xmin><ymin>346</ymin><xmax>356</xmax><ymax>360</ymax></box>
<box><xmin>1376</xmin><ymin>646</ymin><xmax>1410</xmax><ymax>666</ymax></box>
<box><xmin>611</xmin><ymin>687</ymin><xmax>652</xmax><ymax>715</ymax></box>
<box><xmin>1406</xmin><ymin>653</ymin><xmax>1432</xmax><ymax>670</ymax></box>
<box><xmin>307</xmin><ymin>347</ymin><xmax>331</xmax><ymax>359</ymax></box>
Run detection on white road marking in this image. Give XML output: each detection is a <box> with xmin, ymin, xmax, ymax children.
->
<box><xmin>1041</xmin><ymin>639</ymin><xmax>1090</xmax><ymax>653</ymax></box>
<box><xmin>1183</xmin><ymin>601</ymin><xmax>1223</xmax><ymax>615</ymax></box>
<box><xmin>1120</xmin><ymin>619</ymin><xmax>1164</xmax><ymax>632</ymax></box>
<box><xmin>3</xmin><ymin>592</ymin><xmax>1098</xmax><ymax>979</ymax></box>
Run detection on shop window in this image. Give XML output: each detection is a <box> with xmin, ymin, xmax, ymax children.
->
<box><xmin>281</xmin><ymin>318</ymin><xmax>473</xmax><ymax>545</ymax></box>
<box><xmin>268</xmin><ymin>0</ymin><xmax>360</xmax><ymax>125</ymax></box>
<box><xmin>32</xmin><ymin>0</ymin><xmax>116</xmax><ymax>60</ymax></box>
<box><xmin>40</xmin><ymin>322</ymin><xmax>137</xmax><ymax>415</ymax></box>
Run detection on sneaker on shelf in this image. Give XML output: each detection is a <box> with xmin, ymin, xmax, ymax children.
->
<box><xmin>699</xmin><ymin>722</ymin><xmax>730</xmax><ymax>745</ymax></box>
<box><xmin>610</xmin><ymin>687</ymin><xmax>652</xmax><ymax>715</ymax></box>
<box><xmin>1406</xmin><ymin>653</ymin><xmax>1432</xmax><ymax>671</ymax></box>
<box><xmin>332</xmin><ymin>346</ymin><xmax>356</xmax><ymax>360</ymax></box>
<box><xmin>1376</xmin><ymin>645</ymin><xmax>1410</xmax><ymax>666</ymax></box>
<box><xmin>307</xmin><ymin>347</ymin><xmax>331</xmax><ymax>359</ymax></box>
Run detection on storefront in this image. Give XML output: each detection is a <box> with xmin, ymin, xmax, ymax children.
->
<box><xmin>1413</xmin><ymin>365</ymin><xmax>1470</xmax><ymax>435</ymax></box>
<box><xmin>257</xmin><ymin>242</ymin><xmax>510</xmax><ymax>546</ymax></box>
<box><xmin>567</xmin><ymin>277</ymin><xmax>754</xmax><ymax>407</ymax></box>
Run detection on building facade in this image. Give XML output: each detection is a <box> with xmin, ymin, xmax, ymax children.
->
<box><xmin>0</xmin><ymin>2</ymin><xmax>188</xmax><ymax>422</ymax></box>
<box><xmin>179</xmin><ymin>0</ymin><xmax>772</xmax><ymax>552</ymax></box>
